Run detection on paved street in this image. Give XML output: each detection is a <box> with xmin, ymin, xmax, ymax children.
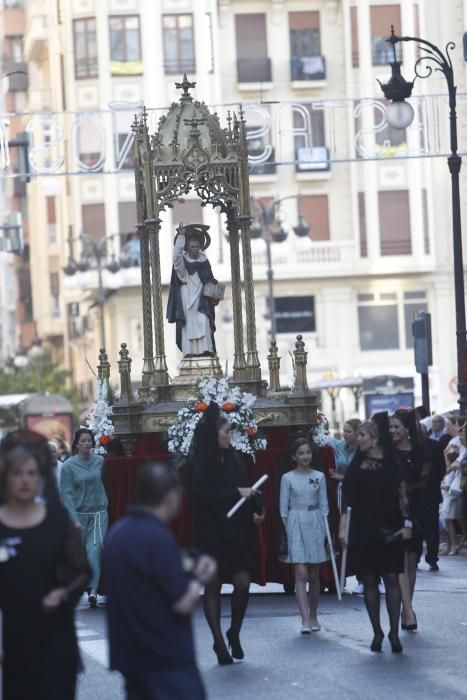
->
<box><xmin>77</xmin><ymin>557</ymin><xmax>467</xmax><ymax>700</ymax></box>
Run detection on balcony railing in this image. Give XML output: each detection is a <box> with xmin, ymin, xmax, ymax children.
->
<box><xmin>237</xmin><ymin>57</ymin><xmax>272</xmax><ymax>83</ymax></box>
<box><xmin>251</xmin><ymin>240</ymin><xmax>356</xmax><ymax>270</ymax></box>
<box><xmin>163</xmin><ymin>58</ymin><xmax>196</xmax><ymax>75</ymax></box>
<box><xmin>295</xmin><ymin>146</ymin><xmax>330</xmax><ymax>173</ymax></box>
<box><xmin>291</xmin><ymin>55</ymin><xmax>326</xmax><ymax>81</ymax></box>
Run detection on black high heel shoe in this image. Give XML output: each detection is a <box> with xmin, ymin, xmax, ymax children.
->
<box><xmin>212</xmin><ymin>642</ymin><xmax>234</xmax><ymax>666</ymax></box>
<box><xmin>370</xmin><ymin>631</ymin><xmax>384</xmax><ymax>652</ymax></box>
<box><xmin>226</xmin><ymin>628</ymin><xmax>244</xmax><ymax>660</ymax></box>
<box><xmin>388</xmin><ymin>632</ymin><xmax>403</xmax><ymax>653</ymax></box>
<box><xmin>405</xmin><ymin>613</ymin><xmax>417</xmax><ymax>632</ymax></box>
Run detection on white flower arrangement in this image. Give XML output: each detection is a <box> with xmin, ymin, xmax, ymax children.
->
<box><xmin>87</xmin><ymin>379</ymin><xmax>115</xmax><ymax>454</ymax></box>
<box><xmin>311</xmin><ymin>410</ymin><xmax>333</xmax><ymax>447</ymax></box>
<box><xmin>168</xmin><ymin>376</ymin><xmax>267</xmax><ymax>458</ymax></box>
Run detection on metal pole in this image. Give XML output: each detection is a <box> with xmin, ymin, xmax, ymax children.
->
<box><xmin>96</xmin><ymin>254</ymin><xmax>106</xmax><ymax>351</ymax></box>
<box><xmin>421</xmin><ymin>372</ymin><xmax>430</xmax><ymax>415</ymax></box>
<box><xmin>265</xmin><ymin>231</ymin><xmax>276</xmax><ymax>340</ymax></box>
<box><xmin>447</xmin><ymin>95</ymin><xmax>467</xmax><ymax>415</ymax></box>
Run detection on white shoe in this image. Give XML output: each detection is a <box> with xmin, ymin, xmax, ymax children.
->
<box><xmin>353</xmin><ymin>582</ymin><xmax>364</xmax><ymax>595</ymax></box>
<box><xmin>378</xmin><ymin>582</ymin><xmax>386</xmax><ymax>595</ymax></box>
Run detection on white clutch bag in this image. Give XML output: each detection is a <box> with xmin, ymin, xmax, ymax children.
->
<box><xmin>203</xmin><ymin>282</ymin><xmax>225</xmax><ymax>301</ymax></box>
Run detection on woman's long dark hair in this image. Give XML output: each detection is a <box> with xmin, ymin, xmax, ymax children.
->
<box><xmin>190</xmin><ymin>402</ymin><xmax>229</xmax><ymax>475</ymax></box>
<box><xmin>393</xmin><ymin>408</ymin><xmax>423</xmax><ymax>464</ymax></box>
<box><xmin>371</xmin><ymin>411</ymin><xmax>393</xmax><ymax>456</ymax></box>
<box><xmin>71</xmin><ymin>428</ymin><xmax>95</xmax><ymax>454</ymax></box>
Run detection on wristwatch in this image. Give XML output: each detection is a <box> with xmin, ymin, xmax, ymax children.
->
<box><xmin>404</xmin><ymin>519</ymin><xmax>413</xmax><ymax>528</ymax></box>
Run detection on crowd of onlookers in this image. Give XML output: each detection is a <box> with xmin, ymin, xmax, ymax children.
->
<box><xmin>329</xmin><ymin>410</ymin><xmax>467</xmax><ymax>574</ymax></box>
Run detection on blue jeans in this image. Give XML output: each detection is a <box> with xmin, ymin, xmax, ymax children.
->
<box><xmin>125</xmin><ymin>665</ymin><xmax>206</xmax><ymax>700</ymax></box>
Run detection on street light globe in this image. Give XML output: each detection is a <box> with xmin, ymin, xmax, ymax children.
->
<box><xmin>386</xmin><ymin>100</ymin><xmax>414</xmax><ymax>130</ymax></box>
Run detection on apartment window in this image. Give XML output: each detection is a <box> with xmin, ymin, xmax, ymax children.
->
<box><xmin>422</xmin><ymin>189</ymin><xmax>430</xmax><ymax>255</ymax></box>
<box><xmin>350</xmin><ymin>6</ymin><xmax>359</xmax><ymax>68</ymax></box>
<box><xmin>379</xmin><ymin>190</ymin><xmax>411</xmax><ymax>255</ymax></box>
<box><xmin>358</xmin><ymin>291</ymin><xmax>427</xmax><ymax>351</ymax></box>
<box><xmin>299</xmin><ymin>195</ymin><xmax>330</xmax><ymax>241</ymax></box>
<box><xmin>81</xmin><ymin>203</ymin><xmax>106</xmax><ymax>241</ymax></box>
<box><xmin>50</xmin><ymin>272</ymin><xmax>60</xmax><ymax>318</ymax></box>
<box><xmin>358</xmin><ymin>192</ymin><xmax>368</xmax><ymax>257</ymax></box>
<box><xmin>115</xmin><ymin>133</ymin><xmax>133</xmax><ymax>170</ymax></box>
<box><xmin>289</xmin><ymin>12</ymin><xmax>325</xmax><ymax>81</ymax></box>
<box><xmin>46</xmin><ymin>197</ymin><xmax>57</xmax><ymax>244</ymax></box>
<box><xmin>358</xmin><ymin>293</ymin><xmax>399</xmax><ymax>350</ymax></box>
<box><xmin>246</xmin><ymin>125</ymin><xmax>276</xmax><ymax>176</ymax></box>
<box><xmin>162</xmin><ymin>14</ymin><xmax>195</xmax><ymax>74</ymax></box>
<box><xmin>73</xmin><ymin>18</ymin><xmax>98</xmax><ymax>80</ymax></box>
<box><xmin>7</xmin><ymin>35</ymin><xmax>24</xmax><ymax>62</ymax></box>
<box><xmin>109</xmin><ymin>16</ymin><xmax>142</xmax><ymax>75</ymax></box>
<box><xmin>235</xmin><ymin>14</ymin><xmax>271</xmax><ymax>83</ymax></box>
<box><xmin>370</xmin><ymin>5</ymin><xmax>401</xmax><ymax>66</ymax></box>
<box><xmin>275</xmin><ymin>296</ymin><xmax>315</xmax><ymax>334</ymax></box>
<box><xmin>293</xmin><ymin>105</ymin><xmax>328</xmax><ymax>172</ymax></box>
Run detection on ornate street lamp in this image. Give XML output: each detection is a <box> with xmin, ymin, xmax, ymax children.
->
<box><xmin>378</xmin><ymin>26</ymin><xmax>467</xmax><ymax>415</ymax></box>
<box><xmin>252</xmin><ymin>196</ymin><xmax>311</xmax><ymax>339</ymax></box>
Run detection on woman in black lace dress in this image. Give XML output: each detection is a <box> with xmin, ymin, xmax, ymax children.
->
<box><xmin>0</xmin><ymin>432</ymin><xmax>91</xmax><ymax>700</ymax></box>
<box><xmin>389</xmin><ymin>409</ymin><xmax>429</xmax><ymax>632</ymax></box>
<box><xmin>339</xmin><ymin>414</ymin><xmax>412</xmax><ymax>653</ymax></box>
<box><xmin>189</xmin><ymin>403</ymin><xmax>264</xmax><ymax>665</ymax></box>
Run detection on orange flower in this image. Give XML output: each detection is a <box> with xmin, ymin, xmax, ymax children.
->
<box><xmin>246</xmin><ymin>427</ymin><xmax>257</xmax><ymax>437</ymax></box>
<box><xmin>223</xmin><ymin>402</ymin><xmax>236</xmax><ymax>412</ymax></box>
<box><xmin>99</xmin><ymin>434</ymin><xmax>112</xmax><ymax>446</ymax></box>
<box><xmin>194</xmin><ymin>401</ymin><xmax>208</xmax><ymax>412</ymax></box>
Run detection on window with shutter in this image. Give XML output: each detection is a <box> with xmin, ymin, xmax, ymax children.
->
<box><xmin>289</xmin><ymin>12</ymin><xmax>324</xmax><ymax>81</ymax></box>
<box><xmin>378</xmin><ymin>190</ymin><xmax>411</xmax><ymax>255</ymax></box>
<box><xmin>235</xmin><ymin>14</ymin><xmax>271</xmax><ymax>82</ymax></box>
<box><xmin>81</xmin><ymin>204</ymin><xmax>106</xmax><ymax>242</ymax></box>
<box><xmin>299</xmin><ymin>195</ymin><xmax>329</xmax><ymax>241</ymax></box>
<box><xmin>370</xmin><ymin>5</ymin><xmax>401</xmax><ymax>65</ymax></box>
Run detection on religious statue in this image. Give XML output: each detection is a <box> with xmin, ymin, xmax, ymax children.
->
<box><xmin>167</xmin><ymin>224</ymin><xmax>224</xmax><ymax>357</ymax></box>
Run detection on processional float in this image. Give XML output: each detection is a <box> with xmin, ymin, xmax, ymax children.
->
<box><xmin>97</xmin><ymin>75</ymin><xmax>319</xmax><ymax>450</ymax></box>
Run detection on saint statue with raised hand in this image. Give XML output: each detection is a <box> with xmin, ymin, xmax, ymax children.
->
<box><xmin>167</xmin><ymin>224</ymin><xmax>224</xmax><ymax>357</ymax></box>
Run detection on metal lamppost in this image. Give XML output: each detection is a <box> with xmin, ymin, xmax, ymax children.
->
<box><xmin>64</xmin><ymin>233</ymin><xmax>123</xmax><ymax>350</ymax></box>
<box><xmin>378</xmin><ymin>27</ymin><xmax>467</xmax><ymax>415</ymax></box>
<box><xmin>251</xmin><ymin>196</ymin><xmax>310</xmax><ymax>339</ymax></box>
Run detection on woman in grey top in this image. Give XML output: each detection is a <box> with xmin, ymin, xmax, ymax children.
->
<box><xmin>280</xmin><ymin>437</ymin><xmax>329</xmax><ymax>634</ymax></box>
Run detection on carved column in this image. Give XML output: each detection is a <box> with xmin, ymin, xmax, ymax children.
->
<box><xmin>293</xmin><ymin>335</ymin><xmax>309</xmax><ymax>392</ymax></box>
<box><xmin>238</xmin><ymin>214</ymin><xmax>261</xmax><ymax>381</ymax></box>
<box><xmin>149</xmin><ymin>220</ymin><xmax>169</xmax><ymax>386</ymax></box>
<box><xmin>267</xmin><ymin>340</ymin><xmax>281</xmax><ymax>392</ymax></box>
<box><xmin>138</xmin><ymin>223</ymin><xmax>155</xmax><ymax>392</ymax></box>
<box><xmin>227</xmin><ymin>212</ymin><xmax>247</xmax><ymax>381</ymax></box>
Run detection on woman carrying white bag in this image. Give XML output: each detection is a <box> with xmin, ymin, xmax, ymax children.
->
<box><xmin>440</xmin><ymin>457</ymin><xmax>465</xmax><ymax>555</ymax></box>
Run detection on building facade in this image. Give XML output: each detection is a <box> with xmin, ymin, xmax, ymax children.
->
<box><xmin>15</xmin><ymin>0</ymin><xmax>467</xmax><ymax>418</ymax></box>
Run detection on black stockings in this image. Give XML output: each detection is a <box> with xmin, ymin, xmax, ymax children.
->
<box><xmin>382</xmin><ymin>573</ymin><xmax>401</xmax><ymax>636</ymax></box>
<box><xmin>362</xmin><ymin>573</ymin><xmax>401</xmax><ymax>637</ymax></box>
<box><xmin>202</xmin><ymin>571</ymin><xmax>251</xmax><ymax>646</ymax></box>
<box><xmin>230</xmin><ymin>571</ymin><xmax>250</xmax><ymax>638</ymax></box>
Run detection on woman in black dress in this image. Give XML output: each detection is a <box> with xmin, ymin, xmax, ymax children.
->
<box><xmin>339</xmin><ymin>415</ymin><xmax>412</xmax><ymax>653</ymax></box>
<box><xmin>389</xmin><ymin>409</ymin><xmax>429</xmax><ymax>632</ymax></box>
<box><xmin>0</xmin><ymin>431</ymin><xmax>91</xmax><ymax>700</ymax></box>
<box><xmin>189</xmin><ymin>403</ymin><xmax>264</xmax><ymax>665</ymax></box>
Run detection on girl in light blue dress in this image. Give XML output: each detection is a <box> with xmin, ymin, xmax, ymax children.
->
<box><xmin>280</xmin><ymin>437</ymin><xmax>329</xmax><ymax>634</ymax></box>
<box><xmin>60</xmin><ymin>428</ymin><xmax>108</xmax><ymax>608</ymax></box>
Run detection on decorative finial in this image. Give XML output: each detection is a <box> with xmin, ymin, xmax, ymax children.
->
<box><xmin>295</xmin><ymin>335</ymin><xmax>305</xmax><ymax>352</ymax></box>
<box><xmin>119</xmin><ymin>342</ymin><xmax>129</xmax><ymax>360</ymax></box>
<box><xmin>175</xmin><ymin>74</ymin><xmax>196</xmax><ymax>101</ymax></box>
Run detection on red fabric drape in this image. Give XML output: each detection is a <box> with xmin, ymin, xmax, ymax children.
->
<box><xmin>103</xmin><ymin>429</ymin><xmax>340</xmax><ymax>586</ymax></box>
